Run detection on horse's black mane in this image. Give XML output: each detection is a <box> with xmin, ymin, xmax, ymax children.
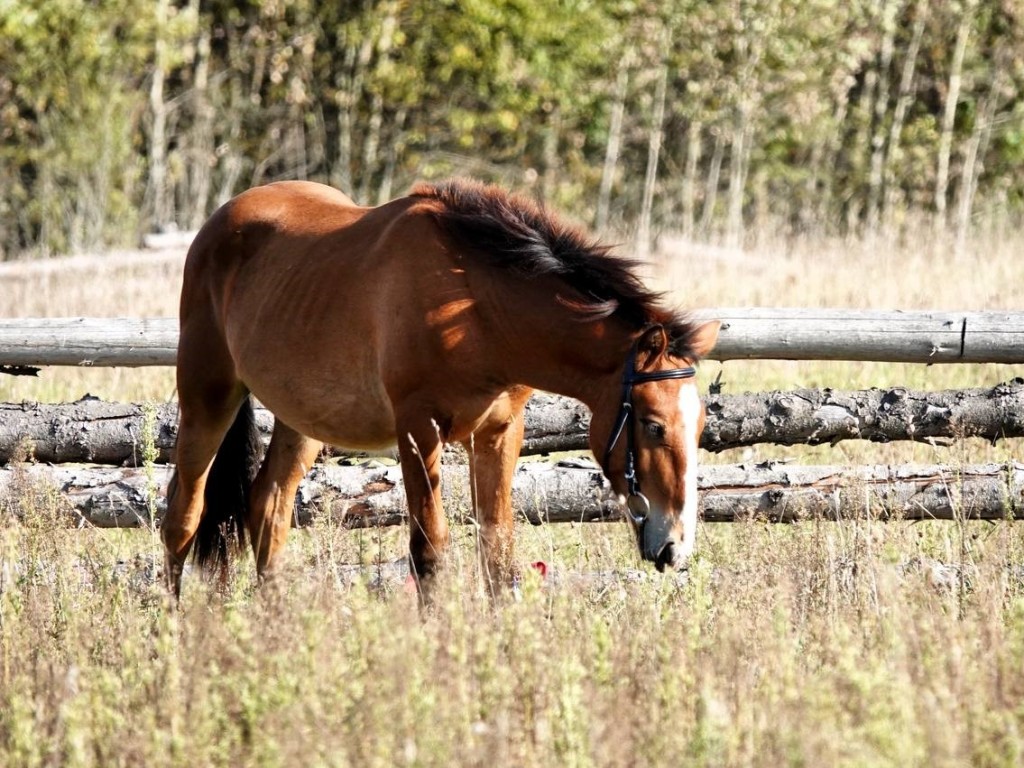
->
<box><xmin>411</xmin><ymin>179</ymin><xmax>705</xmax><ymax>359</ymax></box>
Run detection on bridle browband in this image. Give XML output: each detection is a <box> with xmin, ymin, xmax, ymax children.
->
<box><xmin>602</xmin><ymin>338</ymin><xmax>697</xmax><ymax>525</ymax></box>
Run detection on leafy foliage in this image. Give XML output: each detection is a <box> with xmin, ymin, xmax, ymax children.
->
<box><xmin>1</xmin><ymin>0</ymin><xmax>1022</xmax><ymax>257</ymax></box>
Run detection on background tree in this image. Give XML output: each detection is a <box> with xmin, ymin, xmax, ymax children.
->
<box><xmin>0</xmin><ymin>0</ymin><xmax>1021</xmax><ymax>259</ymax></box>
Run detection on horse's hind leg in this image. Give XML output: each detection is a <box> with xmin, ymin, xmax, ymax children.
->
<box><xmin>163</xmin><ymin>388</ymin><xmax>246</xmax><ymax>596</ymax></box>
<box><xmin>247</xmin><ymin>420</ymin><xmax>322</xmax><ymax>581</ymax></box>
<box><xmin>163</xmin><ymin>309</ymin><xmax>246</xmax><ymax>597</ymax></box>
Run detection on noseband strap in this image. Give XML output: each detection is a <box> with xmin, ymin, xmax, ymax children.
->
<box><xmin>602</xmin><ymin>343</ymin><xmax>696</xmax><ymax>525</ymax></box>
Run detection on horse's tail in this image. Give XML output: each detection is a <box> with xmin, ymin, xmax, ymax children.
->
<box><xmin>192</xmin><ymin>396</ymin><xmax>264</xmax><ymax>571</ymax></box>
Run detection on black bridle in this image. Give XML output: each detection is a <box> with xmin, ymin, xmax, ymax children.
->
<box><xmin>602</xmin><ymin>342</ymin><xmax>697</xmax><ymax>525</ymax></box>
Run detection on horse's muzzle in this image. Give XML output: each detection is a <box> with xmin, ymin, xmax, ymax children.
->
<box><xmin>636</xmin><ymin>521</ymin><xmax>690</xmax><ymax>572</ymax></box>
<box><xmin>653</xmin><ymin>539</ymin><xmax>690</xmax><ymax>573</ymax></box>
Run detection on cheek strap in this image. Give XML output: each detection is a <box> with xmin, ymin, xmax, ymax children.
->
<box><xmin>602</xmin><ymin>343</ymin><xmax>696</xmax><ymax>524</ymax></box>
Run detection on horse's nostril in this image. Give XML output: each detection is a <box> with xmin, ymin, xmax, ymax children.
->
<box><xmin>655</xmin><ymin>541</ymin><xmax>676</xmax><ymax>571</ymax></box>
<box><xmin>653</xmin><ymin>540</ymin><xmax>692</xmax><ymax>572</ymax></box>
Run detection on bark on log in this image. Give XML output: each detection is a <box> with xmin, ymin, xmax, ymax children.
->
<box><xmin>0</xmin><ymin>395</ymin><xmax>585</xmax><ymax>465</ymax></box>
<box><xmin>1</xmin><ymin>461</ymin><xmax>1020</xmax><ymax>529</ymax></box>
<box><xmin>701</xmin><ymin>378</ymin><xmax>1024</xmax><ymax>450</ymax></box>
<box><xmin>2</xmin><ymin>381</ymin><xmax>1021</xmax><ymax>466</ymax></box>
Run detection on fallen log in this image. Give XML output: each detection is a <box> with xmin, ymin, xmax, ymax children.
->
<box><xmin>702</xmin><ymin>378</ymin><xmax>1024</xmax><ymax>450</ymax></box>
<box><xmin>0</xmin><ymin>395</ymin><xmax>586</xmax><ymax>465</ymax></box>
<box><xmin>1</xmin><ymin>460</ymin><xmax>1020</xmax><ymax>529</ymax></box>
<box><xmin>2</xmin><ymin>380</ymin><xmax>1021</xmax><ymax>466</ymax></box>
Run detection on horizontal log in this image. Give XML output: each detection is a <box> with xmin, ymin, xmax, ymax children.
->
<box><xmin>0</xmin><ymin>317</ymin><xmax>178</xmax><ymax>367</ymax></box>
<box><xmin>2</xmin><ymin>309</ymin><xmax>1023</xmax><ymax>368</ymax></box>
<box><xmin>3</xmin><ymin>380</ymin><xmax>1021</xmax><ymax>466</ymax></box>
<box><xmin>701</xmin><ymin>308</ymin><xmax>1024</xmax><ymax>364</ymax></box>
<box><xmin>1</xmin><ymin>461</ymin><xmax>1020</xmax><ymax>528</ymax></box>
<box><xmin>700</xmin><ymin>378</ymin><xmax>1024</xmax><ymax>450</ymax></box>
<box><xmin>0</xmin><ymin>394</ymin><xmax>588</xmax><ymax>465</ymax></box>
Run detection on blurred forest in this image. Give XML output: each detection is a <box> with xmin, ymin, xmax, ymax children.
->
<box><xmin>1</xmin><ymin>0</ymin><xmax>1022</xmax><ymax>259</ymax></box>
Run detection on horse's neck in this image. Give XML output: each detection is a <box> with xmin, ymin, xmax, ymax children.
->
<box><xmin>491</xmin><ymin>293</ymin><xmax>633</xmax><ymax>410</ymax></box>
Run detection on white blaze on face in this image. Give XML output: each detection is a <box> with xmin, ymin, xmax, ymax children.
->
<box><xmin>677</xmin><ymin>382</ymin><xmax>702</xmax><ymax>559</ymax></box>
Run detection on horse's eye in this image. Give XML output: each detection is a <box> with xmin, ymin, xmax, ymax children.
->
<box><xmin>643</xmin><ymin>420</ymin><xmax>666</xmax><ymax>441</ymax></box>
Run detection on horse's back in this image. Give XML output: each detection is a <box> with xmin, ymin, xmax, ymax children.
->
<box><xmin>180</xmin><ymin>181</ymin><xmax>375</xmax><ymax>328</ymax></box>
<box><xmin>177</xmin><ymin>181</ymin><xmax>457</xmax><ymax>449</ymax></box>
<box><xmin>187</xmin><ymin>181</ymin><xmax>362</xmax><ymax>263</ymax></box>
<box><xmin>229</xmin><ymin>180</ymin><xmax>360</xmax><ymax>225</ymax></box>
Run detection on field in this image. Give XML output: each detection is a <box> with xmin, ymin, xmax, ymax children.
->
<box><xmin>1</xmin><ymin>224</ymin><xmax>1024</xmax><ymax>767</ymax></box>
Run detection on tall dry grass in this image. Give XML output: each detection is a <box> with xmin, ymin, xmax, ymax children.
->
<box><xmin>2</xmin><ymin>505</ymin><xmax>1024</xmax><ymax>767</ymax></box>
<box><xmin>1</xmin><ymin>223</ymin><xmax>1023</xmax><ymax>766</ymax></box>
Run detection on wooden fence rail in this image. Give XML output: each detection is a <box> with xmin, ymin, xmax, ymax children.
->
<box><xmin>2</xmin><ymin>309</ymin><xmax>1023</xmax><ymax>368</ymax></box>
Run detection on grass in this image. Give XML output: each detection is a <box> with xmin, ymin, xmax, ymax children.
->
<box><xmin>1</xmin><ymin>221</ymin><xmax>1023</xmax><ymax>766</ymax></box>
<box><xmin>2</xmin><ymin>512</ymin><xmax>1024</xmax><ymax>767</ymax></box>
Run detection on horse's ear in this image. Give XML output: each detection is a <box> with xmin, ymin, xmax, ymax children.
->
<box><xmin>636</xmin><ymin>325</ymin><xmax>669</xmax><ymax>365</ymax></box>
<box><xmin>687</xmin><ymin>320</ymin><xmax>721</xmax><ymax>359</ymax></box>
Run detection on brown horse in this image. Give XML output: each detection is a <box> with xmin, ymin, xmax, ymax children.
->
<box><xmin>163</xmin><ymin>179</ymin><xmax>719</xmax><ymax>597</ymax></box>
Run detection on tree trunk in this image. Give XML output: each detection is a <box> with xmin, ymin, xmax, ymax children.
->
<box><xmin>377</xmin><ymin>107</ymin><xmax>407</xmax><ymax>205</ymax></box>
<box><xmin>335</xmin><ymin>26</ymin><xmax>374</xmax><ymax>195</ymax></box>
<box><xmin>700</xmin><ymin>380</ymin><xmax>1024</xmax><ymax>451</ymax></box>
<box><xmin>698</xmin><ymin>461</ymin><xmax>1024</xmax><ymax>523</ymax></box>
<box><xmin>866</xmin><ymin>0</ymin><xmax>898</xmax><ymax>232</ymax></box>
<box><xmin>846</xmin><ymin>24</ymin><xmax>880</xmax><ymax>233</ymax></box>
<box><xmin>541</xmin><ymin>105</ymin><xmax>562</xmax><ymax>206</ymax></box>
<box><xmin>680</xmin><ymin>120</ymin><xmax>702</xmax><ymax>240</ymax></box>
<box><xmin>356</xmin><ymin>8</ymin><xmax>397</xmax><ymax>204</ymax></box>
<box><xmin>3</xmin><ymin>381</ymin><xmax>1021</xmax><ymax>466</ymax></box>
<box><xmin>5</xmin><ymin>310</ymin><xmax>1024</xmax><ymax>369</ymax></box>
<box><xmin>725</xmin><ymin>4</ymin><xmax>762</xmax><ymax>249</ymax></box>
<box><xmin>4</xmin><ymin>461</ymin><xmax>1021</xmax><ymax>529</ymax></box>
<box><xmin>725</xmin><ymin>108</ymin><xmax>750</xmax><ymax>248</ymax></box>
<box><xmin>934</xmin><ymin>0</ymin><xmax>976</xmax><ymax>229</ymax></box>
<box><xmin>800</xmin><ymin>139</ymin><xmax>824</xmax><ymax>234</ymax></box>
<box><xmin>882</xmin><ymin>0</ymin><xmax>926</xmax><ymax>227</ymax></box>
<box><xmin>148</xmin><ymin>0</ymin><xmax>171</xmax><ymax>230</ymax></box>
<box><xmin>331</xmin><ymin>36</ymin><xmax>359</xmax><ymax>194</ymax></box>
<box><xmin>215</xmin><ymin>61</ymin><xmax>246</xmax><ymax>207</ymax></box>
<box><xmin>635</xmin><ymin>46</ymin><xmax>669</xmax><ymax>258</ymax></box>
<box><xmin>955</xmin><ymin>65</ymin><xmax>1002</xmax><ymax>257</ymax></box>
<box><xmin>596</xmin><ymin>67</ymin><xmax>629</xmax><ymax>234</ymax></box>
<box><xmin>188</xmin><ymin>28</ymin><xmax>214</xmax><ymax>230</ymax></box>
<box><xmin>357</xmin><ymin>93</ymin><xmax>384</xmax><ymax>203</ymax></box>
<box><xmin>289</xmin><ymin>111</ymin><xmax>308</xmax><ymax>181</ymax></box>
<box><xmin>700</xmin><ymin>133</ymin><xmax>725</xmax><ymax>236</ymax></box>
<box><xmin>812</xmin><ymin>95</ymin><xmax>849</xmax><ymax>231</ymax></box>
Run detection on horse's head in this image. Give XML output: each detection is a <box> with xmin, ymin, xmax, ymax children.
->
<box><xmin>591</xmin><ymin>321</ymin><xmax>720</xmax><ymax>572</ymax></box>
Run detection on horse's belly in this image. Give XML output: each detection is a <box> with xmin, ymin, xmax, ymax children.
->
<box><xmin>248</xmin><ymin>375</ymin><xmax>398</xmax><ymax>451</ymax></box>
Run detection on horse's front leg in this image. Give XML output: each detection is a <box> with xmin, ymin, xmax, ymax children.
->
<box><xmin>396</xmin><ymin>410</ymin><xmax>448</xmax><ymax>600</ymax></box>
<box><xmin>463</xmin><ymin>388</ymin><xmax>531</xmax><ymax>595</ymax></box>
